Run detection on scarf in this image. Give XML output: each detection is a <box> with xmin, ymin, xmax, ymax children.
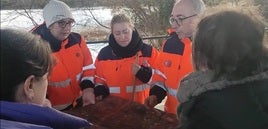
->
<box><xmin>33</xmin><ymin>24</ymin><xmax>62</xmax><ymax>52</ymax></box>
<box><xmin>109</xmin><ymin>30</ymin><xmax>143</xmax><ymax>58</ymax></box>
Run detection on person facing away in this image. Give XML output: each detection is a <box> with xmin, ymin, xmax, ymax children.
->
<box><xmin>177</xmin><ymin>4</ymin><xmax>268</xmax><ymax>129</ymax></box>
<box><xmin>94</xmin><ymin>14</ymin><xmax>166</xmax><ymax>104</ymax></box>
<box><xmin>144</xmin><ymin>0</ymin><xmax>206</xmax><ymax>114</ymax></box>
<box><xmin>0</xmin><ymin>28</ymin><xmax>91</xmax><ymax>129</ymax></box>
<box><xmin>31</xmin><ymin>0</ymin><xmax>95</xmax><ymax>110</ymax></box>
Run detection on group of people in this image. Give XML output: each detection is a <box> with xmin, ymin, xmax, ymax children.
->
<box><xmin>1</xmin><ymin>0</ymin><xmax>267</xmax><ymax>128</ymax></box>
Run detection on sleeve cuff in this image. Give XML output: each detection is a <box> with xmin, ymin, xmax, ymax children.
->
<box><xmin>149</xmin><ymin>86</ymin><xmax>167</xmax><ymax>103</ymax></box>
<box><xmin>135</xmin><ymin>65</ymin><xmax>152</xmax><ymax>83</ymax></box>
<box><xmin>80</xmin><ymin>80</ymin><xmax>94</xmax><ymax>90</ymax></box>
<box><xmin>94</xmin><ymin>85</ymin><xmax>110</xmax><ymax>98</ymax></box>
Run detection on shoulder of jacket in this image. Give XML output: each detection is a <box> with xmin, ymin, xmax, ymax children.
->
<box><xmin>31</xmin><ymin>23</ymin><xmax>46</xmax><ymax>35</ymax></box>
<box><xmin>66</xmin><ymin>32</ymin><xmax>83</xmax><ymax>47</ymax></box>
<box><xmin>163</xmin><ymin>37</ymin><xmax>184</xmax><ymax>55</ymax></box>
<box><xmin>69</xmin><ymin>32</ymin><xmax>82</xmax><ymax>41</ymax></box>
<box><xmin>97</xmin><ymin>45</ymin><xmax>115</xmax><ymax>60</ymax></box>
<box><xmin>140</xmin><ymin>43</ymin><xmax>153</xmax><ymax>57</ymax></box>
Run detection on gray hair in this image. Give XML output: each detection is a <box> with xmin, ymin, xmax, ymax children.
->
<box><xmin>175</xmin><ymin>0</ymin><xmax>206</xmax><ymax>14</ymax></box>
<box><xmin>191</xmin><ymin>0</ymin><xmax>206</xmax><ymax>14</ymax></box>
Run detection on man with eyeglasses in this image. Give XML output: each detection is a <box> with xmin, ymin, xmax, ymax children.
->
<box><xmin>144</xmin><ymin>0</ymin><xmax>206</xmax><ymax>114</ymax></box>
<box><xmin>32</xmin><ymin>0</ymin><xmax>96</xmax><ymax>111</ymax></box>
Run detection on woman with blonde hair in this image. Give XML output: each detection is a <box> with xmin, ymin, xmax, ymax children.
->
<box><xmin>94</xmin><ymin>14</ymin><xmax>166</xmax><ymax>104</ymax></box>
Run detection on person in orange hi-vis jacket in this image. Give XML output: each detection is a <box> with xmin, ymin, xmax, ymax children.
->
<box><xmin>144</xmin><ymin>0</ymin><xmax>206</xmax><ymax>114</ymax></box>
<box><xmin>31</xmin><ymin>0</ymin><xmax>95</xmax><ymax>111</ymax></box>
<box><xmin>93</xmin><ymin>14</ymin><xmax>166</xmax><ymax>104</ymax></box>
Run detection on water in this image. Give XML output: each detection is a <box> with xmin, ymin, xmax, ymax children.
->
<box><xmin>1</xmin><ymin>7</ymin><xmax>112</xmax><ymax>60</ymax></box>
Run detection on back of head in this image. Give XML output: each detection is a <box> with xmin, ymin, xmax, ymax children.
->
<box><xmin>193</xmin><ymin>4</ymin><xmax>268</xmax><ymax>79</ymax></box>
<box><xmin>43</xmin><ymin>0</ymin><xmax>74</xmax><ymax>28</ymax></box>
<box><xmin>1</xmin><ymin>29</ymin><xmax>52</xmax><ymax>101</ymax></box>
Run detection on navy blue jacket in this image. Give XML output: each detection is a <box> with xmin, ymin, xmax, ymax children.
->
<box><xmin>0</xmin><ymin>101</ymin><xmax>91</xmax><ymax>129</ymax></box>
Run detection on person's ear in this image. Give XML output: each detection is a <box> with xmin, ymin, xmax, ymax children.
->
<box><xmin>23</xmin><ymin>75</ymin><xmax>35</xmax><ymax>101</ymax></box>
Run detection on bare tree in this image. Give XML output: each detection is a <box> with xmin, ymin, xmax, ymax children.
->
<box><xmin>98</xmin><ymin>0</ymin><xmax>174</xmax><ymax>36</ymax></box>
<box><xmin>1</xmin><ymin>0</ymin><xmax>267</xmax><ymax>35</ymax></box>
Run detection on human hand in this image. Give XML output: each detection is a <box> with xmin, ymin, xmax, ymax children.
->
<box><xmin>94</xmin><ymin>85</ymin><xmax>110</xmax><ymax>102</ymax></box>
<box><xmin>95</xmin><ymin>95</ymin><xmax>104</xmax><ymax>102</ymax></box>
<box><xmin>144</xmin><ymin>95</ymin><xmax>158</xmax><ymax>109</ymax></box>
<box><xmin>82</xmin><ymin>88</ymin><xmax>95</xmax><ymax>106</ymax></box>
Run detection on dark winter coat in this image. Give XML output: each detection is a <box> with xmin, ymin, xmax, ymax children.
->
<box><xmin>0</xmin><ymin>101</ymin><xmax>91</xmax><ymax>129</ymax></box>
<box><xmin>176</xmin><ymin>69</ymin><xmax>268</xmax><ymax>129</ymax></box>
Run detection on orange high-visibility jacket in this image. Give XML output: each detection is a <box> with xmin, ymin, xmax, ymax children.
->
<box><xmin>32</xmin><ymin>24</ymin><xmax>95</xmax><ymax>107</ymax></box>
<box><xmin>155</xmin><ymin>30</ymin><xmax>193</xmax><ymax>114</ymax></box>
<box><xmin>95</xmin><ymin>32</ymin><xmax>165</xmax><ymax>104</ymax></box>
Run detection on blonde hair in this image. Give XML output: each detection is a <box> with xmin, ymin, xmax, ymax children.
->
<box><xmin>110</xmin><ymin>14</ymin><xmax>134</xmax><ymax>32</ymax></box>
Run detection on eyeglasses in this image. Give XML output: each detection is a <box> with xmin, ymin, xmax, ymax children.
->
<box><xmin>56</xmin><ymin>19</ymin><xmax>75</xmax><ymax>28</ymax></box>
<box><xmin>169</xmin><ymin>14</ymin><xmax>197</xmax><ymax>25</ymax></box>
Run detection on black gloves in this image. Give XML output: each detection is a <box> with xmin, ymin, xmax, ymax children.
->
<box><xmin>135</xmin><ymin>65</ymin><xmax>152</xmax><ymax>83</ymax></box>
<box><xmin>149</xmin><ymin>86</ymin><xmax>167</xmax><ymax>103</ymax></box>
<box><xmin>94</xmin><ymin>85</ymin><xmax>110</xmax><ymax>98</ymax></box>
<box><xmin>79</xmin><ymin>80</ymin><xmax>94</xmax><ymax>90</ymax></box>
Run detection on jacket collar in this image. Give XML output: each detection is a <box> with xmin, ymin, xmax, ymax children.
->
<box><xmin>33</xmin><ymin>24</ymin><xmax>62</xmax><ymax>52</ymax></box>
<box><xmin>177</xmin><ymin>69</ymin><xmax>268</xmax><ymax>103</ymax></box>
<box><xmin>108</xmin><ymin>30</ymin><xmax>143</xmax><ymax>58</ymax></box>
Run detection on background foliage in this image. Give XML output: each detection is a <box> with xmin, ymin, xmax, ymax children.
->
<box><xmin>1</xmin><ymin>0</ymin><xmax>267</xmax><ymax>36</ymax></box>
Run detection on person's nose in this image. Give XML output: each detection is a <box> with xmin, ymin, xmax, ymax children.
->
<box><xmin>120</xmin><ymin>34</ymin><xmax>125</xmax><ymax>40</ymax></box>
<box><xmin>171</xmin><ymin>21</ymin><xmax>179</xmax><ymax>29</ymax></box>
<box><xmin>64</xmin><ymin>24</ymin><xmax>72</xmax><ymax>30</ymax></box>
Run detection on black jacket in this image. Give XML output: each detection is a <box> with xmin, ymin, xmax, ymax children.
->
<box><xmin>177</xmin><ymin>69</ymin><xmax>268</xmax><ymax>129</ymax></box>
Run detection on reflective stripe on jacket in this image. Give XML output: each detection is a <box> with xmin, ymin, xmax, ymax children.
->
<box><xmin>32</xmin><ymin>24</ymin><xmax>95</xmax><ymax>107</ymax></box>
<box><xmin>156</xmin><ymin>33</ymin><xmax>194</xmax><ymax>114</ymax></box>
<box><xmin>95</xmin><ymin>43</ymin><xmax>164</xmax><ymax>104</ymax></box>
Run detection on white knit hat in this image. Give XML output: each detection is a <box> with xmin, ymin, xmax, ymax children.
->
<box><xmin>43</xmin><ymin>0</ymin><xmax>74</xmax><ymax>28</ymax></box>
